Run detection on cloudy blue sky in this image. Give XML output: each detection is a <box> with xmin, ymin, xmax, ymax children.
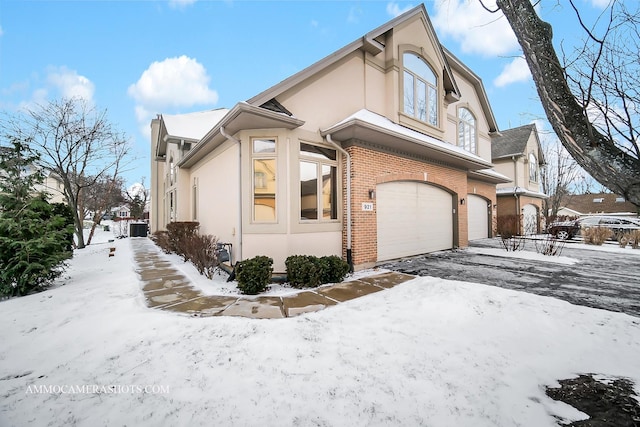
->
<box><xmin>0</xmin><ymin>0</ymin><xmax>610</xmax><ymax>186</ymax></box>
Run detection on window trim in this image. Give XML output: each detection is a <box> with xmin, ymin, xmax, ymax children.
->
<box><xmin>298</xmin><ymin>141</ymin><xmax>339</xmax><ymax>224</ymax></box>
<box><xmin>457</xmin><ymin>106</ymin><xmax>477</xmax><ymax>154</ymax></box>
<box><xmin>250</xmin><ymin>137</ymin><xmax>278</xmax><ymax>224</ymax></box>
<box><xmin>402</xmin><ymin>51</ymin><xmax>439</xmax><ymax>127</ymax></box>
<box><xmin>528</xmin><ymin>152</ymin><xmax>538</xmax><ymax>182</ymax></box>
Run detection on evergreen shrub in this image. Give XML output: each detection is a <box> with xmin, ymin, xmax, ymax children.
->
<box><xmin>286</xmin><ymin>255</ymin><xmax>322</xmax><ymax>289</ymax></box>
<box><xmin>236</xmin><ymin>256</ymin><xmax>273</xmax><ymax>295</ymax></box>
<box><xmin>319</xmin><ymin>255</ymin><xmax>350</xmax><ymax>284</ymax></box>
<box><xmin>285</xmin><ymin>254</ymin><xmax>350</xmax><ymax>288</ymax></box>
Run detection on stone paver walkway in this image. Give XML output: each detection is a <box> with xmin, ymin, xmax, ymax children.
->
<box><xmin>131</xmin><ymin>238</ymin><xmax>415</xmax><ymax>319</ymax></box>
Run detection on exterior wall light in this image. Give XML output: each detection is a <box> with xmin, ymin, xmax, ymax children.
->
<box><xmin>368</xmin><ymin>189</ymin><xmax>376</xmax><ymax>199</ymax></box>
<box><xmin>460</xmin><ymin>198</ymin><xmax>465</xmax><ymax>205</ymax></box>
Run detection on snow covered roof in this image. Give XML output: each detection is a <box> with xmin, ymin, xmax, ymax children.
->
<box><xmin>497</xmin><ymin>186</ymin><xmax>548</xmax><ymax>199</ymax></box>
<box><xmin>162</xmin><ymin>109</ymin><xmax>230</xmax><ymax>141</ymax></box>
<box><xmin>321</xmin><ymin>109</ymin><xmax>493</xmax><ymax>170</ymax></box>
<box><xmin>468</xmin><ymin>168</ymin><xmax>512</xmax><ymax>184</ymax></box>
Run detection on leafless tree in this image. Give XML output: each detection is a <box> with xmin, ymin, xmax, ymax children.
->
<box><xmin>492</xmin><ymin>0</ymin><xmax>640</xmax><ymax>207</ymax></box>
<box><xmin>539</xmin><ymin>133</ymin><xmax>581</xmax><ymax>221</ymax></box>
<box><xmin>83</xmin><ymin>175</ymin><xmax>125</xmax><ymax>245</ymax></box>
<box><xmin>1</xmin><ymin>98</ymin><xmax>131</xmax><ymax>248</ymax></box>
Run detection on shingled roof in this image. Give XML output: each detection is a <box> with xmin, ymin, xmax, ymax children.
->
<box><xmin>560</xmin><ymin>193</ymin><xmax>639</xmax><ymax>216</ymax></box>
<box><xmin>491</xmin><ymin>124</ymin><xmax>538</xmax><ymax>160</ymax></box>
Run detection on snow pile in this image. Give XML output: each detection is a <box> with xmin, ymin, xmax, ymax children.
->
<box><xmin>1</xmin><ymin>230</ymin><xmax>640</xmax><ymax>426</ymax></box>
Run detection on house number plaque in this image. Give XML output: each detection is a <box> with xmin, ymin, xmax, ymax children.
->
<box><xmin>362</xmin><ymin>202</ymin><xmax>374</xmax><ymax>211</ymax></box>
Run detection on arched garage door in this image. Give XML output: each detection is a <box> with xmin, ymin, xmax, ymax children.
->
<box><xmin>468</xmin><ymin>194</ymin><xmax>489</xmax><ymax>240</ymax></box>
<box><xmin>377</xmin><ymin>181</ymin><xmax>453</xmax><ymax>261</ymax></box>
<box><xmin>522</xmin><ymin>204</ymin><xmax>538</xmax><ymax>235</ymax></box>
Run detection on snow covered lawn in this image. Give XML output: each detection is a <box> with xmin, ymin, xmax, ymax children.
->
<box><xmin>1</xmin><ymin>232</ymin><xmax>640</xmax><ymax>426</ymax></box>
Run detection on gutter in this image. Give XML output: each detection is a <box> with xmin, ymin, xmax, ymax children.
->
<box><xmin>325</xmin><ymin>134</ymin><xmax>353</xmax><ymax>272</ymax></box>
<box><xmin>220</xmin><ymin>126</ymin><xmax>242</xmax><ymax>266</ymax></box>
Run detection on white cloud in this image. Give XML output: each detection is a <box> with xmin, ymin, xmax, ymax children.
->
<box><xmin>432</xmin><ymin>0</ymin><xmax>519</xmax><ymax>57</ymax></box>
<box><xmin>128</xmin><ymin>55</ymin><xmax>218</xmax><ymax>138</ymax></box>
<box><xmin>168</xmin><ymin>0</ymin><xmax>197</xmax><ymax>9</ymax></box>
<box><xmin>588</xmin><ymin>0</ymin><xmax>611</xmax><ymax>9</ymax></box>
<box><xmin>0</xmin><ymin>25</ymin><xmax>4</xmax><ymax>37</ymax></box>
<box><xmin>494</xmin><ymin>57</ymin><xmax>531</xmax><ymax>87</ymax></box>
<box><xmin>46</xmin><ymin>66</ymin><xmax>95</xmax><ymax>103</ymax></box>
<box><xmin>386</xmin><ymin>2</ymin><xmax>413</xmax><ymax>18</ymax></box>
<box><xmin>347</xmin><ymin>6</ymin><xmax>363</xmax><ymax>24</ymax></box>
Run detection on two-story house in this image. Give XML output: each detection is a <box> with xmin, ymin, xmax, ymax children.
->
<box><xmin>150</xmin><ymin>5</ymin><xmax>510</xmax><ymax>272</ymax></box>
<box><xmin>491</xmin><ymin>124</ymin><xmax>547</xmax><ymax>234</ymax></box>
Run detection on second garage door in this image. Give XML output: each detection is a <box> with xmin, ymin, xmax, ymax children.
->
<box><xmin>377</xmin><ymin>181</ymin><xmax>453</xmax><ymax>261</ymax></box>
<box><xmin>468</xmin><ymin>194</ymin><xmax>489</xmax><ymax>240</ymax></box>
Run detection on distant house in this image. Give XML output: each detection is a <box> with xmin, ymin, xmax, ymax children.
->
<box><xmin>491</xmin><ymin>124</ymin><xmax>547</xmax><ymax>234</ymax></box>
<box><xmin>150</xmin><ymin>5</ymin><xmax>511</xmax><ymax>272</ymax></box>
<box><xmin>557</xmin><ymin>193</ymin><xmax>639</xmax><ymax>218</ymax></box>
<box><xmin>0</xmin><ymin>156</ymin><xmax>66</xmax><ymax>205</ymax></box>
<box><xmin>37</xmin><ymin>170</ymin><xmax>66</xmax><ymax>205</ymax></box>
<box><xmin>111</xmin><ymin>205</ymin><xmax>131</xmax><ymax>219</ymax></box>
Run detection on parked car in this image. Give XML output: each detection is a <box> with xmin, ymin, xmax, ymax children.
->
<box><xmin>547</xmin><ymin>215</ymin><xmax>640</xmax><ymax>240</ymax></box>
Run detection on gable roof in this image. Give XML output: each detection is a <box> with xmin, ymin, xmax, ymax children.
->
<box><xmin>246</xmin><ymin>4</ymin><xmax>462</xmax><ymax>109</ymax></box>
<box><xmin>560</xmin><ymin>193</ymin><xmax>639</xmax><ymax>216</ymax></box>
<box><xmin>491</xmin><ymin>124</ymin><xmax>543</xmax><ymax>162</ymax></box>
<box><xmin>443</xmin><ymin>48</ymin><xmax>498</xmax><ymax>134</ymax></box>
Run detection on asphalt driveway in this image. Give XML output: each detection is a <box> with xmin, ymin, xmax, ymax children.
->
<box><xmin>379</xmin><ymin>238</ymin><xmax>640</xmax><ymax>318</ymax></box>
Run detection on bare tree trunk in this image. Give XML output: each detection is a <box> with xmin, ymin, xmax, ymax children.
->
<box><xmin>496</xmin><ymin>0</ymin><xmax>640</xmax><ymax>207</ymax></box>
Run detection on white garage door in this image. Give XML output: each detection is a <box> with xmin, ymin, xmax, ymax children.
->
<box><xmin>522</xmin><ymin>204</ymin><xmax>538</xmax><ymax>235</ymax></box>
<box><xmin>377</xmin><ymin>181</ymin><xmax>453</xmax><ymax>261</ymax></box>
<box><xmin>468</xmin><ymin>194</ymin><xmax>489</xmax><ymax>240</ymax></box>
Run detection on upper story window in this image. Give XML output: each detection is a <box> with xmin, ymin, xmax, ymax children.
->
<box><xmin>529</xmin><ymin>153</ymin><xmax>538</xmax><ymax>182</ymax></box>
<box><xmin>403</xmin><ymin>52</ymin><xmax>438</xmax><ymax>126</ymax></box>
<box><xmin>457</xmin><ymin>107</ymin><xmax>476</xmax><ymax>154</ymax></box>
<box><xmin>169</xmin><ymin>157</ymin><xmax>175</xmax><ymax>186</ymax></box>
<box><xmin>252</xmin><ymin>138</ymin><xmax>277</xmax><ymax>223</ymax></box>
<box><xmin>299</xmin><ymin>143</ymin><xmax>338</xmax><ymax>221</ymax></box>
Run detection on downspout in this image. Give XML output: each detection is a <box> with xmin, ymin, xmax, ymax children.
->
<box><xmin>220</xmin><ymin>126</ymin><xmax>242</xmax><ymax>265</ymax></box>
<box><xmin>325</xmin><ymin>134</ymin><xmax>353</xmax><ymax>272</ymax></box>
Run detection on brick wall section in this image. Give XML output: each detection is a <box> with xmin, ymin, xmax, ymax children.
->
<box><xmin>497</xmin><ymin>195</ymin><xmax>544</xmax><ymax>234</ymax></box>
<box><xmin>343</xmin><ymin>144</ymin><xmax>470</xmax><ymax>269</ymax></box>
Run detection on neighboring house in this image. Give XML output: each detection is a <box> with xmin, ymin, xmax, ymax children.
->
<box><xmin>557</xmin><ymin>193</ymin><xmax>639</xmax><ymax>218</ymax></box>
<box><xmin>1</xmin><ymin>157</ymin><xmax>66</xmax><ymax>205</ymax></box>
<box><xmin>112</xmin><ymin>205</ymin><xmax>131</xmax><ymax>219</ymax></box>
<box><xmin>491</xmin><ymin>124</ymin><xmax>547</xmax><ymax>234</ymax></box>
<box><xmin>37</xmin><ymin>170</ymin><xmax>66</xmax><ymax>205</ymax></box>
<box><xmin>150</xmin><ymin>5</ymin><xmax>510</xmax><ymax>272</ymax></box>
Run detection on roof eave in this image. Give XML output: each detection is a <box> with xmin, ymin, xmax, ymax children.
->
<box><xmin>468</xmin><ymin>169</ymin><xmax>512</xmax><ymax>184</ymax></box>
<box><xmin>178</xmin><ymin>103</ymin><xmax>305</xmax><ymax>168</ymax></box>
<box><xmin>321</xmin><ymin>118</ymin><xmax>492</xmax><ymax>171</ymax></box>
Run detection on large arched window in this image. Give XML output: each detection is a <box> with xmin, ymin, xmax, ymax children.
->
<box><xmin>457</xmin><ymin>107</ymin><xmax>476</xmax><ymax>153</ymax></box>
<box><xmin>529</xmin><ymin>152</ymin><xmax>538</xmax><ymax>182</ymax></box>
<box><xmin>403</xmin><ymin>52</ymin><xmax>438</xmax><ymax>126</ymax></box>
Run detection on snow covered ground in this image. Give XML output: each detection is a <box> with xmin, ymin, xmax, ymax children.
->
<box><xmin>1</xmin><ymin>227</ymin><xmax>640</xmax><ymax>426</ymax></box>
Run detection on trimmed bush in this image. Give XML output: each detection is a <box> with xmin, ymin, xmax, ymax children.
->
<box><xmin>319</xmin><ymin>255</ymin><xmax>350</xmax><ymax>284</ymax></box>
<box><xmin>236</xmin><ymin>256</ymin><xmax>273</xmax><ymax>295</ymax></box>
<box><xmin>286</xmin><ymin>254</ymin><xmax>350</xmax><ymax>288</ymax></box>
<box><xmin>582</xmin><ymin>227</ymin><xmax>612</xmax><ymax>245</ymax></box>
<box><xmin>286</xmin><ymin>255</ymin><xmax>322</xmax><ymax>289</ymax></box>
